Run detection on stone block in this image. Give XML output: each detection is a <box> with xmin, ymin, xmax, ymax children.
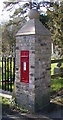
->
<box><xmin>54</xmin><ymin>67</ymin><xmax>60</xmax><ymax>74</ymax></box>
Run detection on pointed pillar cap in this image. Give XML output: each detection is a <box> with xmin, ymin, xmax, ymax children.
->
<box><xmin>28</xmin><ymin>9</ymin><xmax>40</xmax><ymax>19</ymax></box>
<box><xmin>16</xmin><ymin>9</ymin><xmax>51</xmax><ymax>36</ymax></box>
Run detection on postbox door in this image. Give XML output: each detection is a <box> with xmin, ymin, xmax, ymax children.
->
<box><xmin>21</xmin><ymin>51</ymin><xmax>29</xmax><ymax>83</ymax></box>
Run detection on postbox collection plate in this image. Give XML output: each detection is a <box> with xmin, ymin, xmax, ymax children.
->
<box><xmin>20</xmin><ymin>51</ymin><xmax>29</xmax><ymax>83</ymax></box>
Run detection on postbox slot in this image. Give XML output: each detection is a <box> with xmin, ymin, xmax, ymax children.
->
<box><xmin>23</xmin><ymin>62</ymin><xmax>26</xmax><ymax>71</ymax></box>
<box><xmin>21</xmin><ymin>56</ymin><xmax>29</xmax><ymax>58</ymax></box>
<box><xmin>20</xmin><ymin>51</ymin><xmax>29</xmax><ymax>83</ymax></box>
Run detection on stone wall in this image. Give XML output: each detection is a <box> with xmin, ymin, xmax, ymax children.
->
<box><xmin>16</xmin><ymin>35</ymin><xmax>35</xmax><ymax>112</ymax></box>
<box><xmin>35</xmin><ymin>35</ymin><xmax>51</xmax><ymax>111</ymax></box>
<box><xmin>16</xmin><ymin>34</ymin><xmax>51</xmax><ymax>112</ymax></box>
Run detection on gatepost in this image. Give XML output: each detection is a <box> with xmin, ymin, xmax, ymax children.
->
<box><xmin>16</xmin><ymin>9</ymin><xmax>51</xmax><ymax>112</ymax></box>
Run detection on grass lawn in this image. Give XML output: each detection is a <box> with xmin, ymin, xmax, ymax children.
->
<box><xmin>51</xmin><ymin>76</ymin><xmax>63</xmax><ymax>105</ymax></box>
<box><xmin>51</xmin><ymin>77</ymin><xmax>63</xmax><ymax>97</ymax></box>
<box><xmin>51</xmin><ymin>63</ymin><xmax>56</xmax><ymax>75</ymax></box>
<box><xmin>51</xmin><ymin>58</ymin><xmax>63</xmax><ymax>99</ymax></box>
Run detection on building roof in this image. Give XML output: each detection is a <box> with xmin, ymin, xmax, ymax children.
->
<box><xmin>16</xmin><ymin>18</ymin><xmax>51</xmax><ymax>36</ymax></box>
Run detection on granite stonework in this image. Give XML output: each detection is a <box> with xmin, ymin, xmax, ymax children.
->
<box><xmin>16</xmin><ymin>11</ymin><xmax>51</xmax><ymax>112</ymax></box>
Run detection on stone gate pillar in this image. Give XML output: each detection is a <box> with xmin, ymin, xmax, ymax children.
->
<box><xmin>16</xmin><ymin>9</ymin><xmax>51</xmax><ymax>112</ymax></box>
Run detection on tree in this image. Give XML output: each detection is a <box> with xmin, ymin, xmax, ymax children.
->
<box><xmin>2</xmin><ymin>17</ymin><xmax>26</xmax><ymax>52</ymax></box>
<box><xmin>2</xmin><ymin>1</ymin><xmax>28</xmax><ymax>51</ymax></box>
<box><xmin>2</xmin><ymin>1</ymin><xmax>47</xmax><ymax>51</ymax></box>
<box><xmin>2</xmin><ymin>0</ymin><xmax>62</xmax><ymax>56</ymax></box>
<box><xmin>46</xmin><ymin>2</ymin><xmax>63</xmax><ymax>57</ymax></box>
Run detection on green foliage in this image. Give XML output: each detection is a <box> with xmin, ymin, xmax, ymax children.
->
<box><xmin>40</xmin><ymin>14</ymin><xmax>49</xmax><ymax>28</ymax></box>
<box><xmin>46</xmin><ymin>2</ymin><xmax>63</xmax><ymax>56</ymax></box>
<box><xmin>2</xmin><ymin>21</ymin><xmax>22</xmax><ymax>51</ymax></box>
<box><xmin>2</xmin><ymin>97</ymin><xmax>9</xmax><ymax>105</ymax></box>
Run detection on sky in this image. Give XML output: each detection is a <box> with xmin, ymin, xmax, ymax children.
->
<box><xmin>0</xmin><ymin>0</ymin><xmax>13</xmax><ymax>24</ymax></box>
<box><xmin>0</xmin><ymin>0</ymin><xmax>4</xmax><ymax>24</ymax></box>
<box><xmin>0</xmin><ymin>0</ymin><xmax>61</xmax><ymax>24</ymax></box>
<box><xmin>0</xmin><ymin>0</ymin><xmax>16</xmax><ymax>24</ymax></box>
<box><xmin>0</xmin><ymin>0</ymin><xmax>50</xmax><ymax>24</ymax></box>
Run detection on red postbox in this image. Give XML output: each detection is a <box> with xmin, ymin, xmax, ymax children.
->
<box><xmin>20</xmin><ymin>51</ymin><xmax>29</xmax><ymax>83</ymax></box>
